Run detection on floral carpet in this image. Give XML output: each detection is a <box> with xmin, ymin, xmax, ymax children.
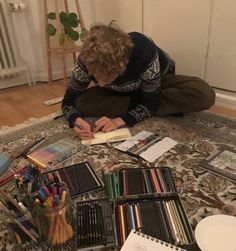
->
<box><xmin>0</xmin><ymin>111</ymin><xmax>236</xmax><ymax>250</ymax></box>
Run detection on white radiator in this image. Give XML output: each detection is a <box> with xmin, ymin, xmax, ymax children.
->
<box><xmin>0</xmin><ymin>0</ymin><xmax>33</xmax><ymax>85</ymax></box>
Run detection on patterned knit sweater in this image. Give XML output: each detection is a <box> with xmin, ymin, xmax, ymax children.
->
<box><xmin>62</xmin><ymin>32</ymin><xmax>175</xmax><ymax>128</ymax></box>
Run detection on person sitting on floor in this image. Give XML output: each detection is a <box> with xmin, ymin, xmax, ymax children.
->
<box><xmin>62</xmin><ymin>22</ymin><xmax>215</xmax><ymax>140</ymax></box>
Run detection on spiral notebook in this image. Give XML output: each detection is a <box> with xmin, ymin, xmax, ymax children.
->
<box><xmin>121</xmin><ymin>230</ymin><xmax>187</xmax><ymax>251</ymax></box>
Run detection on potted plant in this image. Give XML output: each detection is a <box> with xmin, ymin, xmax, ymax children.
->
<box><xmin>46</xmin><ymin>11</ymin><xmax>86</xmax><ymax>47</ymax></box>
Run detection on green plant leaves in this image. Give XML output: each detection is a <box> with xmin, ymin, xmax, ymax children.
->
<box><xmin>68</xmin><ymin>13</ymin><xmax>79</xmax><ymax>27</ymax></box>
<box><xmin>66</xmin><ymin>27</ymin><xmax>79</xmax><ymax>41</ymax></box>
<box><xmin>68</xmin><ymin>12</ymin><xmax>77</xmax><ymax>20</ymax></box>
<box><xmin>69</xmin><ymin>30</ymin><xmax>80</xmax><ymax>41</ymax></box>
<box><xmin>47</xmin><ymin>12</ymin><xmax>56</xmax><ymax>20</ymax></box>
<box><xmin>47</xmin><ymin>11</ymin><xmax>81</xmax><ymax>45</ymax></box>
<box><xmin>59</xmin><ymin>11</ymin><xmax>67</xmax><ymax>22</ymax></box>
<box><xmin>46</xmin><ymin>23</ymin><xmax>56</xmax><ymax>36</ymax></box>
<box><xmin>59</xmin><ymin>11</ymin><xmax>79</xmax><ymax>28</ymax></box>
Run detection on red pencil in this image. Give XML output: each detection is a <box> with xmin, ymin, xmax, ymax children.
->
<box><xmin>0</xmin><ymin>166</ymin><xmax>26</xmax><ymax>186</ymax></box>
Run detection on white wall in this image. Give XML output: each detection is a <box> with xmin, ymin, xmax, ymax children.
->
<box><xmin>205</xmin><ymin>0</ymin><xmax>236</xmax><ymax>92</ymax></box>
<box><xmin>143</xmin><ymin>0</ymin><xmax>212</xmax><ymax>78</ymax></box>
<box><xmin>92</xmin><ymin>0</ymin><xmax>142</xmax><ymax>32</ymax></box>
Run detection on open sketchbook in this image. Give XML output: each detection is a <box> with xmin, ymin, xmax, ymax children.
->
<box><xmin>199</xmin><ymin>146</ymin><xmax>236</xmax><ymax>182</ymax></box>
<box><xmin>115</xmin><ymin>130</ymin><xmax>178</xmax><ymax>163</ymax></box>
<box><xmin>81</xmin><ymin>128</ymin><xmax>132</xmax><ymax>145</ymax></box>
<box><xmin>121</xmin><ymin>230</ymin><xmax>187</xmax><ymax>251</ymax></box>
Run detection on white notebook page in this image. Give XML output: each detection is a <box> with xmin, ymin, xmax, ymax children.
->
<box><xmin>121</xmin><ymin>230</ymin><xmax>187</xmax><ymax>251</ymax></box>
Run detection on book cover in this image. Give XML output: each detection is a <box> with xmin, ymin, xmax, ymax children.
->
<box><xmin>121</xmin><ymin>230</ymin><xmax>187</xmax><ymax>251</ymax></box>
<box><xmin>115</xmin><ymin>131</ymin><xmax>178</xmax><ymax>162</ymax></box>
<box><xmin>81</xmin><ymin>128</ymin><xmax>132</xmax><ymax>145</ymax></box>
<box><xmin>199</xmin><ymin>146</ymin><xmax>236</xmax><ymax>182</ymax></box>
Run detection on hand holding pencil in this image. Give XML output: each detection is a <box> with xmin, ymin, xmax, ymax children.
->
<box><xmin>74</xmin><ymin>117</ymin><xmax>94</xmax><ymax>140</ymax></box>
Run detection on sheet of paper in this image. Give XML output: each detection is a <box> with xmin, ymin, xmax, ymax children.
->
<box><xmin>121</xmin><ymin>230</ymin><xmax>187</xmax><ymax>251</ymax></box>
<box><xmin>139</xmin><ymin>137</ymin><xmax>178</xmax><ymax>162</ymax></box>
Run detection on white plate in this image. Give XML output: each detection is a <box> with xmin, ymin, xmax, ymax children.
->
<box><xmin>195</xmin><ymin>214</ymin><xmax>236</xmax><ymax>251</ymax></box>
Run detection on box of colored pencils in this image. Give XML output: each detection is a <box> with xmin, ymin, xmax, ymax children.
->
<box><xmin>102</xmin><ymin>166</ymin><xmax>176</xmax><ymax>199</ymax></box>
<box><xmin>27</xmin><ymin>138</ymin><xmax>79</xmax><ymax>169</ymax></box>
<box><xmin>76</xmin><ymin>198</ymin><xmax>115</xmax><ymax>250</ymax></box>
<box><xmin>41</xmin><ymin>162</ymin><xmax>104</xmax><ymax>198</ymax></box>
<box><xmin>114</xmin><ymin>193</ymin><xmax>196</xmax><ymax>250</ymax></box>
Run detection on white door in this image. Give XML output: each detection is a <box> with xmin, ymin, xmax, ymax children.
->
<box><xmin>205</xmin><ymin>0</ymin><xmax>236</xmax><ymax>92</ymax></box>
<box><xmin>143</xmin><ymin>0</ymin><xmax>212</xmax><ymax>78</ymax></box>
<box><xmin>92</xmin><ymin>0</ymin><xmax>142</xmax><ymax>32</ymax></box>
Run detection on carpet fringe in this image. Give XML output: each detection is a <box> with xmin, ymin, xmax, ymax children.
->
<box><xmin>0</xmin><ymin>111</ymin><xmax>63</xmax><ymax>136</ymax></box>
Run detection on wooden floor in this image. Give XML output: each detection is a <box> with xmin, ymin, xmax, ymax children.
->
<box><xmin>0</xmin><ymin>80</ymin><xmax>67</xmax><ymax>127</ymax></box>
<box><xmin>0</xmin><ymin>80</ymin><xmax>236</xmax><ymax>127</ymax></box>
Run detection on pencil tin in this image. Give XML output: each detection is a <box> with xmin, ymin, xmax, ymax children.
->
<box><xmin>102</xmin><ymin>166</ymin><xmax>176</xmax><ymax>199</ymax></box>
<box><xmin>75</xmin><ymin>193</ymin><xmax>197</xmax><ymax>251</ymax></box>
<box><xmin>75</xmin><ymin>198</ymin><xmax>115</xmax><ymax>250</ymax></box>
<box><xmin>75</xmin><ymin>167</ymin><xmax>197</xmax><ymax>250</ymax></box>
<box><xmin>41</xmin><ymin>161</ymin><xmax>104</xmax><ymax>198</ymax></box>
<box><xmin>113</xmin><ymin>193</ymin><xmax>197</xmax><ymax>251</ymax></box>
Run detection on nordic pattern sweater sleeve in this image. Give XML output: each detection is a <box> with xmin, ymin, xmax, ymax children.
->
<box><xmin>61</xmin><ymin>59</ymin><xmax>92</xmax><ymax>128</ymax></box>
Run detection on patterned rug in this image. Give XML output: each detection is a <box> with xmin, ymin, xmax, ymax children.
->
<box><xmin>0</xmin><ymin>111</ymin><xmax>236</xmax><ymax>250</ymax></box>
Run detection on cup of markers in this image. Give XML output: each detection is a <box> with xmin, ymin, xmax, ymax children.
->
<box><xmin>33</xmin><ymin>180</ymin><xmax>74</xmax><ymax>247</ymax></box>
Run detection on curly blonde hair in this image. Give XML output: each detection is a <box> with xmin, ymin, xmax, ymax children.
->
<box><xmin>79</xmin><ymin>22</ymin><xmax>134</xmax><ymax>77</ymax></box>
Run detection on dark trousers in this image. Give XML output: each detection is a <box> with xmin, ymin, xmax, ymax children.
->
<box><xmin>75</xmin><ymin>74</ymin><xmax>216</xmax><ymax>117</ymax></box>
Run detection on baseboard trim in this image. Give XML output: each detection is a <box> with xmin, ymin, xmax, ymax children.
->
<box><xmin>214</xmin><ymin>89</ymin><xmax>236</xmax><ymax>111</ymax></box>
